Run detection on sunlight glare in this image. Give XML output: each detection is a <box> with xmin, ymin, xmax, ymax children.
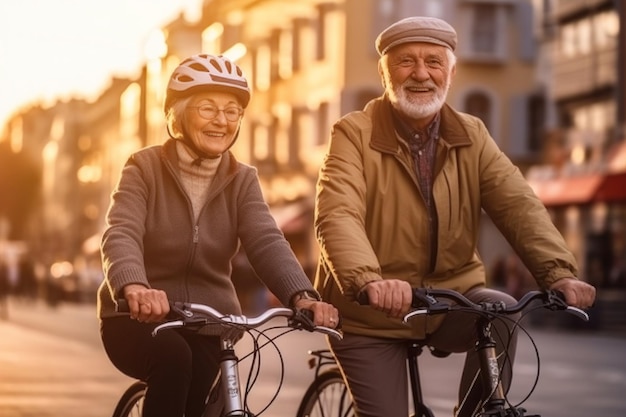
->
<box><xmin>0</xmin><ymin>0</ymin><xmax>199</xmax><ymax>130</ymax></box>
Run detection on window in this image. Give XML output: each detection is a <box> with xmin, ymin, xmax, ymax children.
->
<box><xmin>317</xmin><ymin>102</ymin><xmax>330</xmax><ymax>146</ymax></box>
<box><xmin>252</xmin><ymin>123</ymin><xmax>270</xmax><ymax>162</ymax></box>
<box><xmin>594</xmin><ymin>10</ymin><xmax>619</xmax><ymax>48</ymax></box>
<box><xmin>472</xmin><ymin>5</ymin><xmax>497</xmax><ymax>54</ymax></box>
<box><xmin>278</xmin><ymin>30</ymin><xmax>293</xmax><ymax>79</ymax></box>
<box><xmin>559</xmin><ymin>12</ymin><xmax>617</xmax><ymax>58</ymax></box>
<box><xmin>255</xmin><ymin>44</ymin><xmax>271</xmax><ymax>91</ymax></box>
<box><xmin>465</xmin><ymin>92</ymin><xmax>492</xmax><ymax>130</ymax></box>
<box><xmin>527</xmin><ymin>93</ymin><xmax>545</xmax><ymax>153</ymax></box>
<box><xmin>292</xmin><ymin>18</ymin><xmax>315</xmax><ymax>72</ymax></box>
<box><xmin>293</xmin><ymin>107</ymin><xmax>315</xmax><ymax>166</ymax></box>
<box><xmin>462</xmin><ymin>2</ymin><xmax>511</xmax><ymax>61</ymax></box>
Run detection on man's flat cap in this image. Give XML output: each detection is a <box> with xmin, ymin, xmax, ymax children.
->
<box><xmin>376</xmin><ymin>16</ymin><xmax>457</xmax><ymax>55</ymax></box>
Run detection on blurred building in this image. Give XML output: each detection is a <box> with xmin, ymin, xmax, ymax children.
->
<box><xmin>525</xmin><ymin>0</ymin><xmax>626</xmax><ymax>331</ymax></box>
<box><xmin>2</xmin><ymin>0</ymin><xmax>624</xmax><ymax>327</ymax></box>
<box><xmin>182</xmin><ymin>0</ymin><xmax>542</xmax><ymax>276</ymax></box>
<box><xmin>525</xmin><ymin>0</ymin><xmax>625</xmax><ymax>313</ymax></box>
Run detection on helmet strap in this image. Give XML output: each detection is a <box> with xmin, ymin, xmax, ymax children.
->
<box><xmin>179</xmin><ymin>125</ymin><xmax>214</xmax><ymax>164</ymax></box>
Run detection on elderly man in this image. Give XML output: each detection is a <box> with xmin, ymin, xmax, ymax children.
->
<box><xmin>314</xmin><ymin>16</ymin><xmax>596</xmax><ymax>417</ymax></box>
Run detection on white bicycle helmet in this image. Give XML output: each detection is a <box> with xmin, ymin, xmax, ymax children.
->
<box><xmin>164</xmin><ymin>53</ymin><xmax>251</xmax><ymax>113</ymax></box>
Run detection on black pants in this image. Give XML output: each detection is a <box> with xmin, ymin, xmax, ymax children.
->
<box><xmin>101</xmin><ymin>316</ymin><xmax>221</xmax><ymax>417</ymax></box>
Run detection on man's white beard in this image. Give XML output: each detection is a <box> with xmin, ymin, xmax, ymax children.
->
<box><xmin>389</xmin><ymin>79</ymin><xmax>450</xmax><ymax>119</ymax></box>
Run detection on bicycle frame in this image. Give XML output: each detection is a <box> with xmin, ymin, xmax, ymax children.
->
<box><xmin>404</xmin><ymin>289</ymin><xmax>588</xmax><ymax>417</ymax></box>
<box><xmin>113</xmin><ymin>300</ymin><xmax>342</xmax><ymax>417</ymax></box>
<box><xmin>153</xmin><ymin>304</ymin><xmax>342</xmax><ymax>417</ymax></box>
<box><xmin>298</xmin><ymin>289</ymin><xmax>589</xmax><ymax>417</ymax></box>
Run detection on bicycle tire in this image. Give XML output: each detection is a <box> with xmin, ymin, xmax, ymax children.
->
<box><xmin>296</xmin><ymin>367</ymin><xmax>355</xmax><ymax>417</ymax></box>
<box><xmin>112</xmin><ymin>381</ymin><xmax>147</xmax><ymax>417</ymax></box>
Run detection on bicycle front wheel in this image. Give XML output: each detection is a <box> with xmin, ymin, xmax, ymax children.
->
<box><xmin>112</xmin><ymin>381</ymin><xmax>146</xmax><ymax>417</ymax></box>
<box><xmin>296</xmin><ymin>367</ymin><xmax>355</xmax><ymax>417</ymax></box>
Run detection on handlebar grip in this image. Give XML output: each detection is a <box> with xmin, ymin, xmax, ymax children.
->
<box><xmin>356</xmin><ymin>291</ymin><xmax>370</xmax><ymax>306</ymax></box>
<box><xmin>299</xmin><ymin>308</ymin><xmax>314</xmax><ymax>321</ymax></box>
<box><xmin>116</xmin><ymin>299</ymin><xmax>130</xmax><ymax>313</ymax></box>
<box><xmin>115</xmin><ymin>299</ymin><xmax>184</xmax><ymax>320</ymax></box>
<box><xmin>356</xmin><ymin>288</ymin><xmax>441</xmax><ymax>308</ymax></box>
<box><xmin>356</xmin><ymin>288</ymin><xmax>447</xmax><ymax>314</ymax></box>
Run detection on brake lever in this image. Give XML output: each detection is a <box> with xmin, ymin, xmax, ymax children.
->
<box><xmin>547</xmin><ymin>290</ymin><xmax>589</xmax><ymax>322</ymax></box>
<box><xmin>289</xmin><ymin>309</ymin><xmax>316</xmax><ymax>331</ymax></box>
<box><xmin>412</xmin><ymin>289</ymin><xmax>450</xmax><ymax>314</ymax></box>
<box><xmin>546</xmin><ymin>290</ymin><xmax>569</xmax><ymax>310</ymax></box>
<box><xmin>170</xmin><ymin>301</ymin><xmax>193</xmax><ymax>318</ymax></box>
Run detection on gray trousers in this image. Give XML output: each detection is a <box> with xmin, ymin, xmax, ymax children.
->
<box><xmin>329</xmin><ymin>287</ymin><xmax>519</xmax><ymax>417</ymax></box>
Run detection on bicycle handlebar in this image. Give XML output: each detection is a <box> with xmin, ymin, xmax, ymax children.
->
<box><xmin>356</xmin><ymin>288</ymin><xmax>589</xmax><ymax>323</ymax></box>
<box><xmin>116</xmin><ymin>299</ymin><xmax>343</xmax><ymax>340</ymax></box>
<box><xmin>402</xmin><ymin>288</ymin><xmax>589</xmax><ymax>323</ymax></box>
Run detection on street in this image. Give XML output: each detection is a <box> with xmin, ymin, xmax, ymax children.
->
<box><xmin>0</xmin><ymin>299</ymin><xmax>624</xmax><ymax>417</ymax></box>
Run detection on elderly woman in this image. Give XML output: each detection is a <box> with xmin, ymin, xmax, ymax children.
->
<box><xmin>97</xmin><ymin>53</ymin><xmax>339</xmax><ymax>417</ymax></box>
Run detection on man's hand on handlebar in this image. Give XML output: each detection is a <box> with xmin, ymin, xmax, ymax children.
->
<box><xmin>294</xmin><ymin>299</ymin><xmax>340</xmax><ymax>329</ymax></box>
<box><xmin>123</xmin><ymin>284</ymin><xmax>170</xmax><ymax>323</ymax></box>
<box><xmin>358</xmin><ymin>279</ymin><xmax>412</xmax><ymax>319</ymax></box>
<box><xmin>549</xmin><ymin>277</ymin><xmax>596</xmax><ymax>310</ymax></box>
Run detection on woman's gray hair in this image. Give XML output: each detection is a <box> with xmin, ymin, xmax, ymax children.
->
<box><xmin>165</xmin><ymin>96</ymin><xmax>193</xmax><ymax>139</ymax></box>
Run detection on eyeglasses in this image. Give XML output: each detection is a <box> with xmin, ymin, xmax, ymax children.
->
<box><xmin>187</xmin><ymin>105</ymin><xmax>244</xmax><ymax>122</ymax></box>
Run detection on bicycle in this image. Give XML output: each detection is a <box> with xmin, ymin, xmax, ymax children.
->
<box><xmin>112</xmin><ymin>300</ymin><xmax>343</xmax><ymax>417</ymax></box>
<box><xmin>296</xmin><ymin>288</ymin><xmax>589</xmax><ymax>417</ymax></box>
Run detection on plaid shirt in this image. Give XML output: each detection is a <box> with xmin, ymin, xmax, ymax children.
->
<box><xmin>393</xmin><ymin>111</ymin><xmax>441</xmax><ymax>270</ymax></box>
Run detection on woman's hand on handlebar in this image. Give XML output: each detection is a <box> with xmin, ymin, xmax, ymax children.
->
<box><xmin>359</xmin><ymin>279</ymin><xmax>412</xmax><ymax>319</ymax></box>
<box><xmin>123</xmin><ymin>284</ymin><xmax>170</xmax><ymax>323</ymax></box>
<box><xmin>294</xmin><ymin>299</ymin><xmax>340</xmax><ymax>329</ymax></box>
<box><xmin>549</xmin><ymin>278</ymin><xmax>596</xmax><ymax>310</ymax></box>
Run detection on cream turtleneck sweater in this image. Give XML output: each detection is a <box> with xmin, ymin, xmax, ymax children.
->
<box><xmin>175</xmin><ymin>140</ymin><xmax>221</xmax><ymax>221</ymax></box>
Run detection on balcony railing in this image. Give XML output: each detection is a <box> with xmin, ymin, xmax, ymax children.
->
<box><xmin>551</xmin><ymin>46</ymin><xmax>617</xmax><ymax>100</ymax></box>
<box><xmin>552</xmin><ymin>0</ymin><xmax>611</xmax><ymax>21</ymax></box>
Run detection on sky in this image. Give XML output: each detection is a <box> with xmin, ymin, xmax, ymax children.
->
<box><xmin>0</xmin><ymin>0</ymin><xmax>200</xmax><ymax>132</ymax></box>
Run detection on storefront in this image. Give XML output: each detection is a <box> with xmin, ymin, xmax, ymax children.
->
<box><xmin>528</xmin><ymin>142</ymin><xmax>626</xmax><ymax>290</ymax></box>
<box><xmin>527</xmin><ymin>142</ymin><xmax>626</xmax><ymax>331</ymax></box>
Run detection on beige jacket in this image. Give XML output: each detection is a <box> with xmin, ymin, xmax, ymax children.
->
<box><xmin>314</xmin><ymin>97</ymin><xmax>578</xmax><ymax>339</ymax></box>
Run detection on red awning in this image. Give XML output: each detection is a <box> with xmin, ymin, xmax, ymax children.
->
<box><xmin>595</xmin><ymin>172</ymin><xmax>626</xmax><ymax>203</ymax></box>
<box><xmin>529</xmin><ymin>141</ymin><xmax>626</xmax><ymax>207</ymax></box>
<box><xmin>528</xmin><ymin>174</ymin><xmax>604</xmax><ymax>207</ymax></box>
<box><xmin>529</xmin><ymin>172</ymin><xmax>626</xmax><ymax>207</ymax></box>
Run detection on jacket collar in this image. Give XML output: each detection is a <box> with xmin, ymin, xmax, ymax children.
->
<box><xmin>369</xmin><ymin>95</ymin><xmax>473</xmax><ymax>154</ymax></box>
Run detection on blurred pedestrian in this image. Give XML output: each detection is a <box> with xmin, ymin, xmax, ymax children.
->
<box><xmin>16</xmin><ymin>255</ymin><xmax>38</xmax><ymax>302</ymax></box>
<box><xmin>490</xmin><ymin>253</ymin><xmax>536</xmax><ymax>300</ymax></box>
<box><xmin>0</xmin><ymin>259</ymin><xmax>9</xmax><ymax>319</ymax></box>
